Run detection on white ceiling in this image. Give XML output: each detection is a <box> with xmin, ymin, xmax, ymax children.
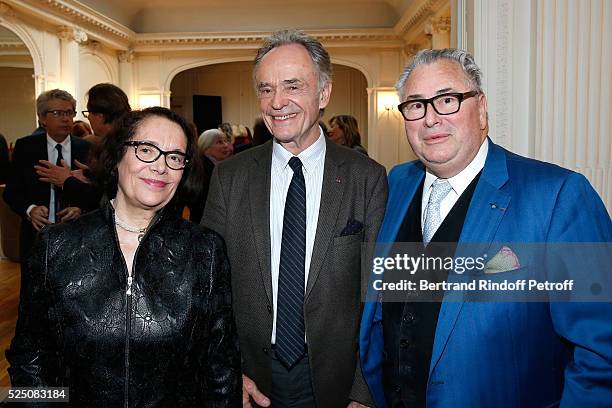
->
<box><xmin>77</xmin><ymin>0</ymin><xmax>416</xmax><ymax>33</ymax></box>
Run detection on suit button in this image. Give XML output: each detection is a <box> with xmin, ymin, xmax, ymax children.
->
<box><xmin>266</xmin><ymin>305</ymin><xmax>272</xmax><ymax>314</ymax></box>
<box><xmin>262</xmin><ymin>347</ymin><xmax>269</xmax><ymax>354</ymax></box>
<box><xmin>400</xmin><ymin>339</ymin><xmax>411</xmax><ymax>348</ymax></box>
<box><xmin>402</xmin><ymin>313</ymin><xmax>415</xmax><ymax>324</ymax></box>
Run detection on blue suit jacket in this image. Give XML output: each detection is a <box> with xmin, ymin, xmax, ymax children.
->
<box><xmin>360</xmin><ymin>140</ymin><xmax>612</xmax><ymax>407</ymax></box>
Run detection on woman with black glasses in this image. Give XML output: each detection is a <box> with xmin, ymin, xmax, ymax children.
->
<box><xmin>7</xmin><ymin>107</ymin><xmax>241</xmax><ymax>407</ymax></box>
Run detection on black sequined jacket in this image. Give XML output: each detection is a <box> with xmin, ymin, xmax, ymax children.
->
<box><xmin>6</xmin><ymin>201</ymin><xmax>241</xmax><ymax>407</ymax></box>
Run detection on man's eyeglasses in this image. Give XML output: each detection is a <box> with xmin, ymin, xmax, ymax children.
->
<box><xmin>124</xmin><ymin>141</ymin><xmax>189</xmax><ymax>170</ymax></box>
<box><xmin>46</xmin><ymin>109</ymin><xmax>77</xmax><ymax>118</ymax></box>
<box><xmin>81</xmin><ymin>111</ymin><xmax>92</xmax><ymax>118</ymax></box>
<box><xmin>398</xmin><ymin>90</ymin><xmax>479</xmax><ymax>121</ymax></box>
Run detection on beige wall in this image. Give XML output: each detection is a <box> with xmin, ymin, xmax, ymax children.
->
<box><xmin>77</xmin><ymin>45</ymin><xmax>120</xmax><ymax>120</ymax></box>
<box><xmin>170</xmin><ymin>61</ymin><xmax>368</xmax><ymax>146</ymax></box>
<box><xmin>0</xmin><ymin>67</ymin><xmax>36</xmax><ymax>144</ymax></box>
<box><xmin>170</xmin><ymin>61</ymin><xmax>259</xmax><ymax>131</ymax></box>
<box><xmin>324</xmin><ymin>65</ymin><xmax>368</xmax><ymax>147</ymax></box>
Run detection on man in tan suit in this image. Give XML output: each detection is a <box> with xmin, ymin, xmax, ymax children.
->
<box><xmin>202</xmin><ymin>29</ymin><xmax>387</xmax><ymax>407</ymax></box>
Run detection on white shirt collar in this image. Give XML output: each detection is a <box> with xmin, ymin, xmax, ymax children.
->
<box><xmin>423</xmin><ymin>138</ymin><xmax>489</xmax><ymax>195</ymax></box>
<box><xmin>272</xmin><ymin>127</ymin><xmax>326</xmax><ymax>174</ymax></box>
<box><xmin>46</xmin><ymin>134</ymin><xmax>70</xmax><ymax>149</ymax></box>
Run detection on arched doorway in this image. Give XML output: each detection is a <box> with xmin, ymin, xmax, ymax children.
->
<box><xmin>0</xmin><ymin>25</ymin><xmax>35</xmax><ymax>144</ymax></box>
<box><xmin>169</xmin><ymin>61</ymin><xmax>369</xmax><ymax>145</ymax></box>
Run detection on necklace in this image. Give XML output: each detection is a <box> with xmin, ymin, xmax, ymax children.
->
<box><xmin>110</xmin><ymin>199</ymin><xmax>148</xmax><ymax>241</ymax></box>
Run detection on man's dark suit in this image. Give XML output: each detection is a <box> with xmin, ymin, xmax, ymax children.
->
<box><xmin>202</xmin><ymin>138</ymin><xmax>388</xmax><ymax>407</ymax></box>
<box><xmin>3</xmin><ymin>132</ymin><xmax>90</xmax><ymax>273</ymax></box>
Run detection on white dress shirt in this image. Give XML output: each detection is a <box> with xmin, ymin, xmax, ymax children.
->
<box><xmin>421</xmin><ymin>138</ymin><xmax>488</xmax><ymax>236</ymax></box>
<box><xmin>46</xmin><ymin>135</ymin><xmax>71</xmax><ymax>223</ymax></box>
<box><xmin>269</xmin><ymin>129</ymin><xmax>326</xmax><ymax>344</ymax></box>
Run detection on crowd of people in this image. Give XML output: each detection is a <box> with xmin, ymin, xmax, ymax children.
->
<box><xmin>1</xmin><ymin>28</ymin><xmax>610</xmax><ymax>408</ymax></box>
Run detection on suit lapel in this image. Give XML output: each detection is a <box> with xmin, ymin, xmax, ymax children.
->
<box><xmin>305</xmin><ymin>141</ymin><xmax>346</xmax><ymax>299</ymax></box>
<box><xmin>378</xmin><ymin>163</ymin><xmax>425</xmax><ymax>243</ymax></box>
<box><xmin>69</xmin><ymin>136</ymin><xmax>84</xmax><ymax>167</ymax></box>
<box><xmin>249</xmin><ymin>143</ymin><xmax>274</xmax><ymax>304</ymax></box>
<box><xmin>36</xmin><ymin>134</ymin><xmax>51</xmax><ymax>202</ymax></box>
<box><xmin>429</xmin><ymin>140</ymin><xmax>511</xmax><ymax>376</ymax></box>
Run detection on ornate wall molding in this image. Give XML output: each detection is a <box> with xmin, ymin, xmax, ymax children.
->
<box><xmin>133</xmin><ymin>29</ymin><xmax>403</xmax><ymax>52</ymax></box>
<box><xmin>0</xmin><ymin>38</ymin><xmax>25</xmax><ymax>48</ymax></box>
<box><xmin>118</xmin><ymin>49</ymin><xmax>134</xmax><ymax>63</ymax></box>
<box><xmin>0</xmin><ymin>2</ymin><xmax>43</xmax><ymax>94</ymax></box>
<box><xmin>394</xmin><ymin>0</ymin><xmax>448</xmax><ymax>37</ymax></box>
<box><xmin>57</xmin><ymin>24</ymin><xmax>87</xmax><ymax>43</ymax></box>
<box><xmin>4</xmin><ymin>0</ymin><xmax>133</xmax><ymax>48</ymax></box>
<box><xmin>432</xmin><ymin>16</ymin><xmax>451</xmax><ymax>34</ymax></box>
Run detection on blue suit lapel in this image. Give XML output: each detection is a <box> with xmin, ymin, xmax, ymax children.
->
<box><xmin>366</xmin><ymin>163</ymin><xmax>424</xmax><ymax>306</ymax></box>
<box><xmin>361</xmin><ymin>162</ymin><xmax>425</xmax><ymax>408</ymax></box>
<box><xmin>378</xmin><ymin>163</ymin><xmax>425</xmax><ymax>242</ymax></box>
<box><xmin>429</xmin><ymin>140</ymin><xmax>512</xmax><ymax>376</ymax></box>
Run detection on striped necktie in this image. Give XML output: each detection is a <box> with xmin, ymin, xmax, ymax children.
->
<box><xmin>276</xmin><ymin>156</ymin><xmax>306</xmax><ymax>369</ymax></box>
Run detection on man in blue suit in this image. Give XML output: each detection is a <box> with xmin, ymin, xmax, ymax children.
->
<box><xmin>360</xmin><ymin>49</ymin><xmax>612</xmax><ymax>407</ymax></box>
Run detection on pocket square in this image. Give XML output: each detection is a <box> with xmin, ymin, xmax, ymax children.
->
<box><xmin>484</xmin><ymin>246</ymin><xmax>521</xmax><ymax>274</ymax></box>
<box><xmin>340</xmin><ymin>218</ymin><xmax>364</xmax><ymax>236</ymax></box>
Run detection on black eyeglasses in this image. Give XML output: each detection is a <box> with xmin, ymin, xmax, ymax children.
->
<box><xmin>46</xmin><ymin>109</ymin><xmax>76</xmax><ymax>118</ymax></box>
<box><xmin>398</xmin><ymin>90</ymin><xmax>479</xmax><ymax>121</ymax></box>
<box><xmin>81</xmin><ymin>111</ymin><xmax>91</xmax><ymax>118</ymax></box>
<box><xmin>124</xmin><ymin>141</ymin><xmax>189</xmax><ymax>170</ymax></box>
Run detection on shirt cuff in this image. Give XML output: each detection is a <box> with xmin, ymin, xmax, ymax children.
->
<box><xmin>26</xmin><ymin>204</ymin><xmax>36</xmax><ymax>219</ymax></box>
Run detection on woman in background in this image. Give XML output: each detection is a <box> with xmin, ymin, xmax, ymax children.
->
<box><xmin>189</xmin><ymin>128</ymin><xmax>233</xmax><ymax>223</ymax></box>
<box><xmin>71</xmin><ymin>120</ymin><xmax>93</xmax><ymax>139</ymax></box>
<box><xmin>328</xmin><ymin>114</ymin><xmax>368</xmax><ymax>156</ymax></box>
<box><xmin>7</xmin><ymin>107</ymin><xmax>241</xmax><ymax>407</ymax></box>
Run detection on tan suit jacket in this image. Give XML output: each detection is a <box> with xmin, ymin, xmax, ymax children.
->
<box><xmin>202</xmin><ymin>138</ymin><xmax>387</xmax><ymax>407</ymax></box>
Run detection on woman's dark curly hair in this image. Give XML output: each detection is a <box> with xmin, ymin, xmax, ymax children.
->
<box><xmin>93</xmin><ymin>107</ymin><xmax>203</xmax><ymax>209</ymax></box>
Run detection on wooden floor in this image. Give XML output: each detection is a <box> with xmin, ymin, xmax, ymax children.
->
<box><xmin>0</xmin><ymin>259</ymin><xmax>19</xmax><ymax>388</ymax></box>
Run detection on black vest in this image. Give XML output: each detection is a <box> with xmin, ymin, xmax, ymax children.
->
<box><xmin>382</xmin><ymin>172</ymin><xmax>481</xmax><ymax>407</ymax></box>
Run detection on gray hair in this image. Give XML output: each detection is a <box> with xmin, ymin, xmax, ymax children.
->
<box><xmin>253</xmin><ymin>29</ymin><xmax>332</xmax><ymax>91</ymax></box>
<box><xmin>36</xmin><ymin>89</ymin><xmax>76</xmax><ymax>118</ymax></box>
<box><xmin>395</xmin><ymin>48</ymin><xmax>483</xmax><ymax>101</ymax></box>
<box><xmin>198</xmin><ymin>129</ymin><xmax>225</xmax><ymax>152</ymax></box>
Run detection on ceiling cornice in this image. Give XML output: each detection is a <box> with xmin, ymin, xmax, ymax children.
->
<box><xmin>2</xmin><ymin>0</ymin><xmax>446</xmax><ymax>53</ymax></box>
<box><xmin>3</xmin><ymin>0</ymin><xmax>134</xmax><ymax>48</ymax></box>
<box><xmin>393</xmin><ymin>0</ymin><xmax>448</xmax><ymax>37</ymax></box>
<box><xmin>133</xmin><ymin>29</ymin><xmax>404</xmax><ymax>52</ymax></box>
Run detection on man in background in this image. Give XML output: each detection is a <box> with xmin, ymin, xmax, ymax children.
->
<box><xmin>4</xmin><ymin>89</ymin><xmax>90</xmax><ymax>281</ymax></box>
<box><xmin>34</xmin><ymin>83</ymin><xmax>131</xmax><ymax>212</ymax></box>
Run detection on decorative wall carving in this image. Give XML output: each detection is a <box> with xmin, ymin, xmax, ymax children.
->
<box><xmin>118</xmin><ymin>49</ymin><xmax>133</xmax><ymax>63</ymax></box>
<box><xmin>432</xmin><ymin>16</ymin><xmax>451</xmax><ymax>34</ymax></box>
<box><xmin>57</xmin><ymin>25</ymin><xmax>87</xmax><ymax>43</ymax></box>
<box><xmin>133</xmin><ymin>30</ymin><xmax>403</xmax><ymax>52</ymax></box>
<box><xmin>40</xmin><ymin>0</ymin><xmax>131</xmax><ymax>40</ymax></box>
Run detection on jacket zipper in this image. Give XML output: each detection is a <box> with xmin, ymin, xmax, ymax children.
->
<box><xmin>109</xmin><ymin>205</ymin><xmax>163</xmax><ymax>408</ymax></box>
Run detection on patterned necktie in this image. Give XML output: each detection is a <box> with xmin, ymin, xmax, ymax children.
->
<box><xmin>54</xmin><ymin>144</ymin><xmax>64</xmax><ymax>218</ymax></box>
<box><xmin>422</xmin><ymin>178</ymin><xmax>452</xmax><ymax>245</ymax></box>
<box><xmin>276</xmin><ymin>156</ymin><xmax>306</xmax><ymax>369</ymax></box>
